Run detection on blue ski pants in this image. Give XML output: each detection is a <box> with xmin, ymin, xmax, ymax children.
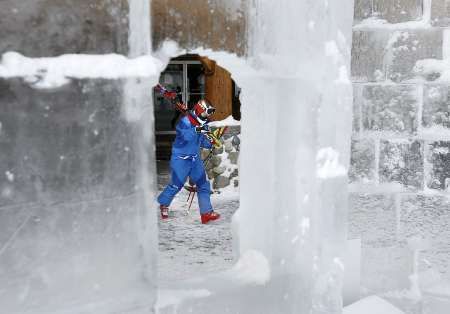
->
<box><xmin>157</xmin><ymin>155</ymin><xmax>213</xmax><ymax>214</ymax></box>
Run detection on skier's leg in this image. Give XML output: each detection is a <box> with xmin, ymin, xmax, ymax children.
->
<box><xmin>157</xmin><ymin>158</ymin><xmax>190</xmax><ymax>207</ymax></box>
<box><xmin>190</xmin><ymin>158</ymin><xmax>213</xmax><ymax>214</ymax></box>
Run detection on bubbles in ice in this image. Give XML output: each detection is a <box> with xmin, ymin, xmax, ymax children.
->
<box><xmin>303</xmin><ymin>194</ymin><xmax>310</xmax><ymax>203</ymax></box>
<box><xmin>5</xmin><ymin>171</ymin><xmax>14</xmax><ymax>182</ymax></box>
<box><xmin>88</xmin><ymin>111</ymin><xmax>97</xmax><ymax>123</ymax></box>
<box><xmin>333</xmin><ymin>257</ymin><xmax>345</xmax><ymax>271</ymax></box>
<box><xmin>301</xmin><ymin>217</ymin><xmax>310</xmax><ymax>235</ymax></box>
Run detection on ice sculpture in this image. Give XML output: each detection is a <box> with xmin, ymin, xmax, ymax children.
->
<box><xmin>0</xmin><ymin>1</ymin><xmax>158</xmax><ymax>313</ymax></box>
<box><xmin>237</xmin><ymin>1</ymin><xmax>353</xmax><ymax>313</ymax></box>
<box><xmin>0</xmin><ymin>0</ymin><xmax>354</xmax><ymax>313</ymax></box>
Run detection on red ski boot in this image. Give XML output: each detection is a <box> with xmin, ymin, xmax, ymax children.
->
<box><xmin>200</xmin><ymin>211</ymin><xmax>220</xmax><ymax>224</ymax></box>
<box><xmin>160</xmin><ymin>205</ymin><xmax>169</xmax><ymax>219</ymax></box>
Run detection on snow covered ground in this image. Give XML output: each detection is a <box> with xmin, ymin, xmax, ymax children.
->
<box><xmin>156</xmin><ymin>161</ymin><xmax>239</xmax><ymax>284</ymax></box>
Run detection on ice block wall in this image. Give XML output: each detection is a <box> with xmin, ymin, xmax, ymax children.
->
<box><xmin>0</xmin><ymin>1</ymin><xmax>157</xmax><ymax>313</ymax></box>
<box><xmin>0</xmin><ymin>0</ymin><xmax>129</xmax><ymax>57</ymax></box>
<box><xmin>351</xmin><ymin>0</ymin><xmax>450</xmax><ymax>312</ymax></box>
<box><xmin>236</xmin><ymin>1</ymin><xmax>354</xmax><ymax>313</ymax></box>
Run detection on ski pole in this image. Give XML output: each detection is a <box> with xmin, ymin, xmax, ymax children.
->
<box><xmin>187</xmin><ymin>191</ymin><xmax>195</xmax><ymax>211</ymax></box>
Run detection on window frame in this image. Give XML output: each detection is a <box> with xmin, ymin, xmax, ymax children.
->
<box><xmin>155</xmin><ymin>60</ymin><xmax>204</xmax><ymax>135</ymax></box>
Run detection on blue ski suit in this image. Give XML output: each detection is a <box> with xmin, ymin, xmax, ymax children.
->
<box><xmin>157</xmin><ymin>115</ymin><xmax>213</xmax><ymax>214</ymax></box>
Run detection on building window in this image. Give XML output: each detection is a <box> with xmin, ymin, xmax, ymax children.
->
<box><xmin>154</xmin><ymin>61</ymin><xmax>205</xmax><ymax>133</ymax></box>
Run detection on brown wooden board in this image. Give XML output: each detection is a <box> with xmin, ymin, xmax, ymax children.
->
<box><xmin>205</xmin><ymin>62</ymin><xmax>233</xmax><ymax>121</ymax></box>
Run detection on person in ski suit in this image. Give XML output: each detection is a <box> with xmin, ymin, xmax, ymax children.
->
<box><xmin>158</xmin><ymin>99</ymin><xmax>221</xmax><ymax>224</ymax></box>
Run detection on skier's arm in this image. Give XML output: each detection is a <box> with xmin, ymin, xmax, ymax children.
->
<box><xmin>200</xmin><ymin>134</ymin><xmax>213</xmax><ymax>149</ymax></box>
<box><xmin>176</xmin><ymin>120</ymin><xmax>197</xmax><ymax>141</ymax></box>
<box><xmin>197</xmin><ymin>124</ymin><xmax>213</xmax><ymax>149</ymax></box>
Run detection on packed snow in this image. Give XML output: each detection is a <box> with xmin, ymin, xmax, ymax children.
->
<box><xmin>414</xmin><ymin>58</ymin><xmax>450</xmax><ymax>83</ymax></box>
<box><xmin>353</xmin><ymin>17</ymin><xmax>431</xmax><ymax>30</ymax></box>
<box><xmin>0</xmin><ymin>52</ymin><xmax>164</xmax><ymax>88</ymax></box>
<box><xmin>157</xmin><ymin>160</ymin><xmax>239</xmax><ymax>283</ymax></box>
<box><xmin>316</xmin><ymin>147</ymin><xmax>347</xmax><ymax>179</ymax></box>
<box><xmin>209</xmin><ymin>115</ymin><xmax>241</xmax><ymax>127</ymax></box>
<box><xmin>224</xmin><ymin>250</ymin><xmax>270</xmax><ymax>285</ymax></box>
<box><xmin>354</xmin><ymin>0</ymin><xmax>431</xmax><ymax>30</ymax></box>
<box><xmin>343</xmin><ymin>296</ymin><xmax>405</xmax><ymax>314</ymax></box>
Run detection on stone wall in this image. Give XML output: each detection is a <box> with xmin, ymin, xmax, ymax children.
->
<box><xmin>351</xmin><ymin>0</ymin><xmax>450</xmax><ymax>312</ymax></box>
<box><xmin>202</xmin><ymin>125</ymin><xmax>240</xmax><ymax>191</ymax></box>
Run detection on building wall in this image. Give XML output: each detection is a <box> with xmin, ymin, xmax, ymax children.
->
<box><xmin>151</xmin><ymin>0</ymin><xmax>247</xmax><ymax>55</ymax></box>
<box><xmin>350</xmin><ymin>0</ymin><xmax>450</xmax><ymax>310</ymax></box>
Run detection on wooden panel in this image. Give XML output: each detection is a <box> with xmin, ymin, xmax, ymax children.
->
<box><xmin>205</xmin><ymin>62</ymin><xmax>232</xmax><ymax>121</ymax></box>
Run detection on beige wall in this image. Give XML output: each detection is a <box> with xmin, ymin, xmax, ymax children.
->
<box><xmin>152</xmin><ymin>0</ymin><xmax>247</xmax><ymax>56</ymax></box>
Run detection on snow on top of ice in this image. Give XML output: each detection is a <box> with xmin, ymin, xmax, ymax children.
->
<box><xmin>354</xmin><ymin>0</ymin><xmax>431</xmax><ymax>31</ymax></box>
<box><xmin>348</xmin><ymin>182</ymin><xmax>406</xmax><ymax>194</ymax></box>
<box><xmin>224</xmin><ymin>250</ymin><xmax>270</xmax><ymax>285</ymax></box>
<box><xmin>316</xmin><ymin>147</ymin><xmax>347</xmax><ymax>179</ymax></box>
<box><xmin>419</xmin><ymin>125</ymin><xmax>450</xmax><ymax>141</ymax></box>
<box><xmin>209</xmin><ymin>116</ymin><xmax>241</xmax><ymax>127</ymax></box>
<box><xmin>192</xmin><ymin>47</ymin><xmax>267</xmax><ymax>80</ymax></box>
<box><xmin>353</xmin><ymin>127</ymin><xmax>450</xmax><ymax>141</ymax></box>
<box><xmin>0</xmin><ymin>51</ymin><xmax>164</xmax><ymax>89</ymax></box>
<box><xmin>155</xmin><ymin>289</ymin><xmax>212</xmax><ymax>310</ymax></box>
<box><xmin>344</xmin><ymin>296</ymin><xmax>405</xmax><ymax>314</ymax></box>
<box><xmin>153</xmin><ymin>40</ymin><xmax>186</xmax><ymax>67</ymax></box>
<box><xmin>414</xmin><ymin>58</ymin><xmax>450</xmax><ymax>83</ymax></box>
<box><xmin>354</xmin><ymin>17</ymin><xmax>431</xmax><ymax>30</ymax></box>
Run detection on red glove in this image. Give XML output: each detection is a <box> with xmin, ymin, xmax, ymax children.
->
<box><xmin>175</xmin><ymin>102</ymin><xmax>188</xmax><ymax>112</ymax></box>
<box><xmin>155</xmin><ymin>84</ymin><xmax>177</xmax><ymax>100</ymax></box>
<box><xmin>163</xmin><ymin>90</ymin><xmax>177</xmax><ymax>100</ymax></box>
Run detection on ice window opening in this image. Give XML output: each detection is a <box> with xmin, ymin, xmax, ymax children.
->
<box><xmin>154</xmin><ymin>54</ymin><xmax>241</xmax><ymax>284</ymax></box>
